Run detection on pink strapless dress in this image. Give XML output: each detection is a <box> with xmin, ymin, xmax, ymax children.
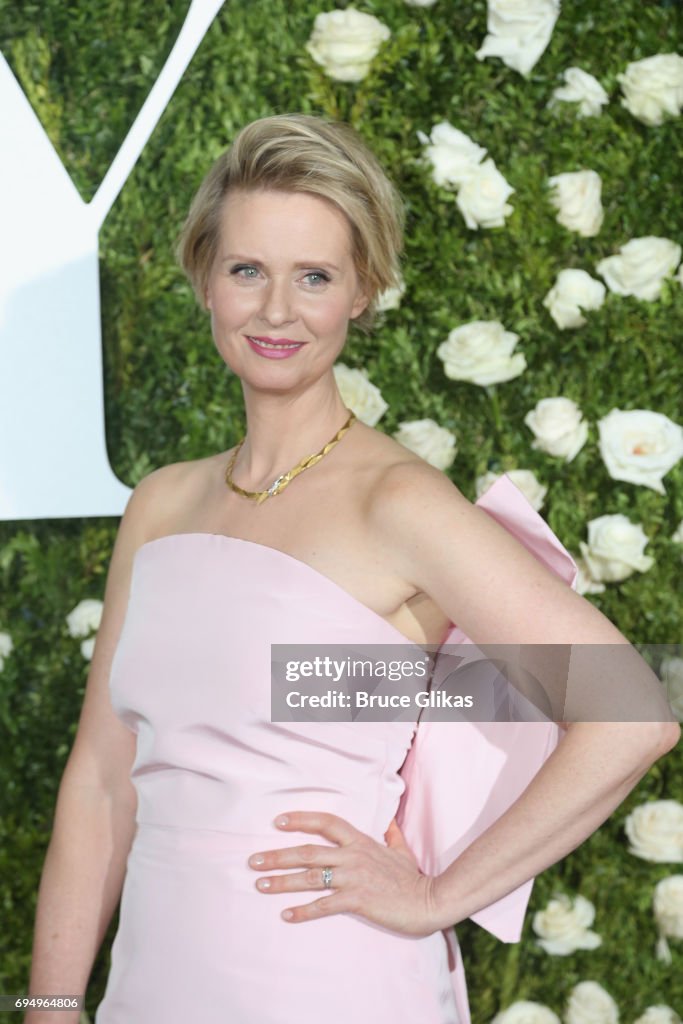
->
<box><xmin>94</xmin><ymin>474</ymin><xmax>578</xmax><ymax>1024</ymax></box>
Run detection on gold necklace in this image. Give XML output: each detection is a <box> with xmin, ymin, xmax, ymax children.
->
<box><xmin>224</xmin><ymin>411</ymin><xmax>357</xmax><ymax>505</ymax></box>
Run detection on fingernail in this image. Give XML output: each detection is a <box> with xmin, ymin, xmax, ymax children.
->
<box><xmin>257</xmin><ymin>879</ymin><xmax>271</xmax><ymax>889</ymax></box>
<box><xmin>275</xmin><ymin>816</ymin><xmax>289</xmax><ymax>827</ymax></box>
<box><xmin>282</xmin><ymin>909</ymin><xmax>293</xmax><ymax>920</ymax></box>
<box><xmin>250</xmin><ymin>855</ymin><xmax>265</xmax><ymax>866</ymax></box>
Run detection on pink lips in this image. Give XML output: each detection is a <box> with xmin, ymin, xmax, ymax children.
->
<box><xmin>246</xmin><ymin>335</ymin><xmax>306</xmax><ymax>360</ymax></box>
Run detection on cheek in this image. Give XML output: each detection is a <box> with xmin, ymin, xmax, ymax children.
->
<box><xmin>309</xmin><ymin>295</ymin><xmax>355</xmax><ymax>332</ymax></box>
<box><xmin>211</xmin><ymin>291</ymin><xmax>254</xmax><ymax>326</ymax></box>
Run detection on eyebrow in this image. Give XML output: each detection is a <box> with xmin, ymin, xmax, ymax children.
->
<box><xmin>221</xmin><ymin>254</ymin><xmax>341</xmax><ymax>272</ymax></box>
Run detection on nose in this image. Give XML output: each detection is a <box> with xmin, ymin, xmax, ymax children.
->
<box><xmin>258</xmin><ymin>276</ymin><xmax>296</xmax><ymax>327</ymax></box>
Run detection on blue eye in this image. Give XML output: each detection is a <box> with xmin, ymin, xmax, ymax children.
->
<box><xmin>304</xmin><ymin>271</ymin><xmax>330</xmax><ymax>286</ymax></box>
<box><xmin>229</xmin><ymin>265</ymin><xmax>330</xmax><ymax>286</ymax></box>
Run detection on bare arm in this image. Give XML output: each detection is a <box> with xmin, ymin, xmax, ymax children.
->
<box><xmin>24</xmin><ymin>465</ymin><xmax>183</xmax><ymax>1023</ymax></box>
<box><xmin>370</xmin><ymin>462</ymin><xmax>681</xmax><ymax>931</ymax></box>
<box><xmin>426</xmin><ymin>721</ymin><xmax>678</xmax><ymax>931</ymax></box>
<box><xmin>26</xmin><ymin>784</ymin><xmax>137</xmax><ymax>1021</ymax></box>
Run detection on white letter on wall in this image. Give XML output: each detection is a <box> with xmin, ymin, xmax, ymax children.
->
<box><xmin>0</xmin><ymin>0</ymin><xmax>224</xmax><ymax>520</ymax></box>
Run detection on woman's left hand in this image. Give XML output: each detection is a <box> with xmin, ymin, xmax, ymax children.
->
<box><xmin>247</xmin><ymin>811</ymin><xmax>440</xmax><ymax>936</ymax></box>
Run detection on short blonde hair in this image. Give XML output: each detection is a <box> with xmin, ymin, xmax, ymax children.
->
<box><xmin>176</xmin><ymin>112</ymin><xmax>405</xmax><ymax>335</ymax></box>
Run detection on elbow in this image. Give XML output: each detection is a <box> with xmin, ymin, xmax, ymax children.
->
<box><xmin>628</xmin><ymin>721</ymin><xmax>681</xmax><ymax>776</ymax></box>
<box><xmin>642</xmin><ymin>721</ymin><xmax>681</xmax><ymax>767</ymax></box>
<box><xmin>563</xmin><ymin>720</ymin><xmax>681</xmax><ymax>766</ymax></box>
<box><xmin>657</xmin><ymin>720</ymin><xmax>682</xmax><ymax>756</ymax></box>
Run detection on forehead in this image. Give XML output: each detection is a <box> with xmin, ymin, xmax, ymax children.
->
<box><xmin>217</xmin><ymin>189</ymin><xmax>354</xmax><ymax>252</ymax></box>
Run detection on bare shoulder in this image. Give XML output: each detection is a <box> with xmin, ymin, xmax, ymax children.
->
<box><xmin>129</xmin><ymin>457</ymin><xmax>196</xmax><ymax>507</ymax></box>
<box><xmin>62</xmin><ymin>454</ymin><xmax>217</xmax><ymax>798</ymax></box>
<box><xmin>127</xmin><ymin>456</ymin><xmax>210</xmax><ymax>540</ymax></box>
<box><xmin>364</xmin><ymin>447</ymin><xmax>638</xmax><ymax>648</ymax></box>
<box><xmin>363</xmin><ymin>436</ymin><xmax>471</xmax><ymax>532</ymax></box>
<box><xmin>344</xmin><ymin>419</ymin><xmax>451</xmax><ymax>475</ymax></box>
<box><xmin>357</xmin><ymin>425</ymin><xmax>474</xmax><ymax>559</ymax></box>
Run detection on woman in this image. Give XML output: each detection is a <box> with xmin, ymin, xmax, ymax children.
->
<box><xmin>26</xmin><ymin>113</ymin><xmax>679</xmax><ymax>1024</ymax></box>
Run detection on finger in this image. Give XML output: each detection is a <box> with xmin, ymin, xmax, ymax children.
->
<box><xmin>274</xmin><ymin>811</ymin><xmax>360</xmax><ymax>845</ymax></box>
<box><xmin>255</xmin><ymin>865</ymin><xmax>344</xmax><ymax>895</ymax></box>
<box><xmin>382</xmin><ymin>819</ymin><xmax>421</xmax><ymax>872</ymax></box>
<box><xmin>384</xmin><ymin>818</ymin><xmax>411</xmax><ymax>852</ymax></box>
<box><xmin>281</xmin><ymin>892</ymin><xmax>348</xmax><ymax>923</ymax></box>
<box><xmin>384</xmin><ymin>818</ymin><xmax>402</xmax><ymax>844</ymax></box>
<box><xmin>248</xmin><ymin>842</ymin><xmax>339</xmax><ymax>872</ymax></box>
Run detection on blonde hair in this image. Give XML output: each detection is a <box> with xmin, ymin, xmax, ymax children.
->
<box><xmin>176</xmin><ymin>112</ymin><xmax>405</xmax><ymax>335</ymax></box>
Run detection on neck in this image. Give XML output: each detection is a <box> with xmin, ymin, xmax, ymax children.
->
<box><xmin>234</xmin><ymin>378</ymin><xmax>352</xmax><ymax>490</ymax></box>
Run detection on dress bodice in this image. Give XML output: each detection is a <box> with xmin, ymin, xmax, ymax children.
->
<box><xmin>110</xmin><ymin>531</ymin><xmax>421</xmax><ymax>840</ymax></box>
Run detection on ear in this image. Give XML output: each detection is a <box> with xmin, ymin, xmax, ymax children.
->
<box><xmin>204</xmin><ymin>286</ymin><xmax>212</xmax><ymax>311</ymax></box>
<box><xmin>350</xmin><ymin>287</ymin><xmax>370</xmax><ymax>320</ymax></box>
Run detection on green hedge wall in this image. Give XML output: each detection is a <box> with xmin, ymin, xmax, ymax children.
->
<box><xmin>1</xmin><ymin>1</ymin><xmax>681</xmax><ymax>1020</ymax></box>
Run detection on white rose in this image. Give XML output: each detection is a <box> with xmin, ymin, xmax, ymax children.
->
<box><xmin>547</xmin><ymin>171</ymin><xmax>604</xmax><ymax>237</ymax></box>
<box><xmin>579</xmin><ymin>514</ymin><xmax>654</xmax><ymax>583</ymax></box>
<box><xmin>574</xmin><ymin>557</ymin><xmax>606</xmax><ymax>596</ymax></box>
<box><xmin>66</xmin><ymin>598</ymin><xmax>104</xmax><ymax>639</ymax></box>
<box><xmin>491</xmin><ymin>1001</ymin><xmax>561</xmax><ymax>1024</ymax></box>
<box><xmin>653</xmin><ymin>875</ymin><xmax>683</xmax><ymax>964</ymax></box>
<box><xmin>476</xmin><ymin>0</ymin><xmax>560</xmax><ymax>77</ymax></box>
<box><xmin>596</xmin><ymin>237</ymin><xmax>682</xmax><ymax>301</ymax></box>
<box><xmin>624</xmin><ymin>800</ymin><xmax>683</xmax><ymax>862</ymax></box>
<box><xmin>417</xmin><ymin>121</ymin><xmax>487</xmax><ymax>189</ymax></box>
<box><xmin>417</xmin><ymin>123</ymin><xmax>513</xmax><ymax>230</ymax></box>
<box><xmin>333</xmin><ymin>363</ymin><xmax>388</xmax><ymax>426</ymax></box>
<box><xmin>393</xmin><ymin>419</ymin><xmax>457</xmax><ymax>471</ymax></box>
<box><xmin>375</xmin><ymin>277</ymin><xmax>406</xmax><ymax>312</ymax></box>
<box><xmin>618</xmin><ymin>53</ymin><xmax>683</xmax><ymax>126</ymax></box>
<box><xmin>634</xmin><ymin>1007</ymin><xmax>682</xmax><ymax>1024</ymax></box>
<box><xmin>532</xmin><ymin>893</ymin><xmax>602</xmax><ymax>956</ymax></box>
<box><xmin>659</xmin><ymin>656</ymin><xmax>683</xmax><ymax>722</ymax></box>
<box><xmin>305</xmin><ymin>7</ymin><xmax>391</xmax><ymax>83</ymax></box>
<box><xmin>476</xmin><ymin>469</ymin><xmax>547</xmax><ymax>511</ymax></box>
<box><xmin>81</xmin><ymin>636</ymin><xmax>96</xmax><ymax>662</ymax></box>
<box><xmin>437</xmin><ymin>320</ymin><xmax>526</xmax><ymax>386</ymax></box>
<box><xmin>523</xmin><ymin>397</ymin><xmax>589</xmax><ymax>462</ymax></box>
<box><xmin>549</xmin><ymin>67</ymin><xmax>609</xmax><ymax>118</ymax></box>
<box><xmin>456</xmin><ymin>159</ymin><xmax>515</xmax><ymax>229</ymax></box>
<box><xmin>565</xmin><ymin>981</ymin><xmax>619</xmax><ymax>1024</ymax></box>
<box><xmin>0</xmin><ymin>629</ymin><xmax>14</xmax><ymax>672</ymax></box>
<box><xmin>543</xmin><ymin>269</ymin><xmax>606</xmax><ymax>329</ymax></box>
<box><xmin>597</xmin><ymin>408</ymin><xmax>683</xmax><ymax>495</ymax></box>
<box><xmin>672</xmin><ymin>520</ymin><xmax>683</xmax><ymax>544</ymax></box>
